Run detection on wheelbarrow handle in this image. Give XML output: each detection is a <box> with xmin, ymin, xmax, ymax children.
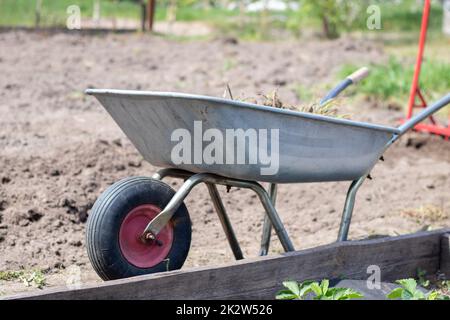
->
<box><xmin>320</xmin><ymin>67</ymin><xmax>370</xmax><ymax>105</ymax></box>
<box><xmin>348</xmin><ymin>67</ymin><xmax>371</xmax><ymax>84</ymax></box>
<box><xmin>397</xmin><ymin>93</ymin><xmax>450</xmax><ymax>136</ymax></box>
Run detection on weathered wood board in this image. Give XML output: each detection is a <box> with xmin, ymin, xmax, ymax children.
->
<box><xmin>5</xmin><ymin>229</ymin><xmax>449</xmax><ymax>300</ymax></box>
<box><xmin>440</xmin><ymin>233</ymin><xmax>450</xmax><ymax>276</ymax></box>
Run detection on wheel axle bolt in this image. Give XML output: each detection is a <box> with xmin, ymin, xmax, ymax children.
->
<box><xmin>143</xmin><ymin>232</ymin><xmax>163</xmax><ymax>246</ymax></box>
<box><xmin>145</xmin><ymin>232</ymin><xmax>155</xmax><ymax>240</ymax></box>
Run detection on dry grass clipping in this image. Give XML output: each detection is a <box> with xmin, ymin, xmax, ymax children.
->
<box><xmin>224</xmin><ymin>86</ymin><xmax>350</xmax><ymax>119</ymax></box>
<box><xmin>400</xmin><ymin>205</ymin><xmax>447</xmax><ymax>223</ymax></box>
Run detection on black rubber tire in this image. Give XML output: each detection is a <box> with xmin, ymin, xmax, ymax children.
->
<box><xmin>86</xmin><ymin>176</ymin><xmax>192</xmax><ymax>280</ymax></box>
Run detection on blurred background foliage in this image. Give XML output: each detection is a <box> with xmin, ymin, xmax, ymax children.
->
<box><xmin>0</xmin><ymin>0</ymin><xmax>445</xmax><ymax>39</ymax></box>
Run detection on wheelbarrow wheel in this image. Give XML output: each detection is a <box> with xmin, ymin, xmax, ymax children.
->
<box><xmin>86</xmin><ymin>176</ymin><xmax>191</xmax><ymax>280</ymax></box>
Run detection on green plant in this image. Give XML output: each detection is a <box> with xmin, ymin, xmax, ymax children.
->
<box><xmin>20</xmin><ymin>270</ymin><xmax>46</xmax><ymax>289</ymax></box>
<box><xmin>387</xmin><ymin>279</ymin><xmax>449</xmax><ymax>300</ymax></box>
<box><xmin>339</xmin><ymin>58</ymin><xmax>450</xmax><ymax>102</ymax></box>
<box><xmin>438</xmin><ymin>280</ymin><xmax>450</xmax><ymax>294</ymax></box>
<box><xmin>417</xmin><ymin>269</ymin><xmax>430</xmax><ymax>288</ymax></box>
<box><xmin>276</xmin><ymin>279</ymin><xmax>363</xmax><ymax>300</ymax></box>
<box><xmin>276</xmin><ymin>280</ymin><xmax>315</xmax><ymax>300</ymax></box>
<box><xmin>0</xmin><ymin>269</ymin><xmax>47</xmax><ymax>289</ymax></box>
<box><xmin>300</xmin><ymin>0</ymin><xmax>358</xmax><ymax>39</ymax></box>
<box><xmin>440</xmin><ymin>280</ymin><xmax>450</xmax><ymax>290</ymax></box>
<box><xmin>0</xmin><ymin>270</ymin><xmax>25</xmax><ymax>281</ymax></box>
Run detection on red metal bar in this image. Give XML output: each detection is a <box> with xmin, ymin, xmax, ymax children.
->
<box><xmin>414</xmin><ymin>123</ymin><xmax>450</xmax><ymax>140</ymax></box>
<box><xmin>402</xmin><ymin>0</ymin><xmax>449</xmax><ymax>139</ymax></box>
<box><xmin>416</xmin><ymin>89</ymin><xmax>437</xmax><ymax>125</ymax></box>
<box><xmin>406</xmin><ymin>0</ymin><xmax>430</xmax><ymax>119</ymax></box>
<box><xmin>416</xmin><ymin>89</ymin><xmax>427</xmax><ymax>108</ymax></box>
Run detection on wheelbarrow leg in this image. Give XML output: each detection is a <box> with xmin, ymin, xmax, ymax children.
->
<box><xmin>152</xmin><ymin>169</ymin><xmax>244</xmax><ymax>260</ymax></box>
<box><xmin>259</xmin><ymin>183</ymin><xmax>277</xmax><ymax>256</ymax></box>
<box><xmin>337</xmin><ymin>176</ymin><xmax>366</xmax><ymax>242</ymax></box>
<box><xmin>206</xmin><ymin>183</ymin><xmax>244</xmax><ymax>260</ymax></box>
<box><xmin>144</xmin><ymin>172</ymin><xmax>294</xmax><ymax>253</ymax></box>
<box><xmin>250</xmin><ymin>184</ymin><xmax>294</xmax><ymax>252</ymax></box>
<box><xmin>142</xmin><ymin>173</ymin><xmax>208</xmax><ymax>239</ymax></box>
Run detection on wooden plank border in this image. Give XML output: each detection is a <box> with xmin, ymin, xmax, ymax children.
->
<box><xmin>5</xmin><ymin>229</ymin><xmax>449</xmax><ymax>300</ymax></box>
<box><xmin>440</xmin><ymin>233</ymin><xmax>450</xmax><ymax>276</ymax></box>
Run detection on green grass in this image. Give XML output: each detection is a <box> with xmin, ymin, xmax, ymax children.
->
<box><xmin>157</xmin><ymin>6</ymin><xmax>238</xmax><ymax>22</ymax></box>
<box><xmin>0</xmin><ymin>0</ymin><xmax>238</xmax><ymax>28</ymax></box>
<box><xmin>0</xmin><ymin>270</ymin><xmax>25</xmax><ymax>281</ymax></box>
<box><xmin>339</xmin><ymin>58</ymin><xmax>450</xmax><ymax>102</ymax></box>
<box><xmin>0</xmin><ymin>0</ymin><xmax>141</xmax><ymax>27</ymax></box>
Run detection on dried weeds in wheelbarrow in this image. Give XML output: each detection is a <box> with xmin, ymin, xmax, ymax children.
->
<box><xmin>85</xmin><ymin>67</ymin><xmax>450</xmax><ymax>280</ymax></box>
<box><xmin>241</xmin><ymin>88</ymin><xmax>350</xmax><ymax>119</ymax></box>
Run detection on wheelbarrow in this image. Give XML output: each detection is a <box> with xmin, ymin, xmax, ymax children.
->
<box><xmin>85</xmin><ymin>68</ymin><xmax>450</xmax><ymax>280</ymax></box>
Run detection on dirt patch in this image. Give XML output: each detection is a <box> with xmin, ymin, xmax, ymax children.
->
<box><xmin>0</xmin><ymin>31</ymin><xmax>448</xmax><ymax>296</ymax></box>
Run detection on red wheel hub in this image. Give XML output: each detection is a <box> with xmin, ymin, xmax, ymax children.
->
<box><xmin>119</xmin><ymin>204</ymin><xmax>173</xmax><ymax>268</ymax></box>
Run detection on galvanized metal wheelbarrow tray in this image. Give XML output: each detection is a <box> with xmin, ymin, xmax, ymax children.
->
<box><xmin>86</xmin><ymin>68</ymin><xmax>450</xmax><ymax>261</ymax></box>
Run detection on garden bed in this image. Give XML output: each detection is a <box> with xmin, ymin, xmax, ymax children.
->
<box><xmin>4</xmin><ymin>229</ymin><xmax>449</xmax><ymax>300</ymax></box>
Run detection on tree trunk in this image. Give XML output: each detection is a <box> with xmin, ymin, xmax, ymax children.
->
<box><xmin>35</xmin><ymin>0</ymin><xmax>42</xmax><ymax>28</ymax></box>
<box><xmin>147</xmin><ymin>0</ymin><xmax>156</xmax><ymax>31</ymax></box>
<box><xmin>141</xmin><ymin>1</ymin><xmax>147</xmax><ymax>31</ymax></box>
<box><xmin>321</xmin><ymin>15</ymin><xmax>339</xmax><ymax>39</ymax></box>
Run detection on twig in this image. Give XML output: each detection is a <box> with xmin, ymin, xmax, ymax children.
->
<box><xmin>224</xmin><ymin>83</ymin><xmax>234</xmax><ymax>100</ymax></box>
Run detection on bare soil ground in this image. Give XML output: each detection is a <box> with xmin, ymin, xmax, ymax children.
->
<box><xmin>0</xmin><ymin>31</ymin><xmax>448</xmax><ymax>296</ymax></box>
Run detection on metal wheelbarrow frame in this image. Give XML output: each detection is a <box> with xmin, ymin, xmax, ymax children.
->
<box><xmin>86</xmin><ymin>68</ymin><xmax>450</xmax><ymax>278</ymax></box>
